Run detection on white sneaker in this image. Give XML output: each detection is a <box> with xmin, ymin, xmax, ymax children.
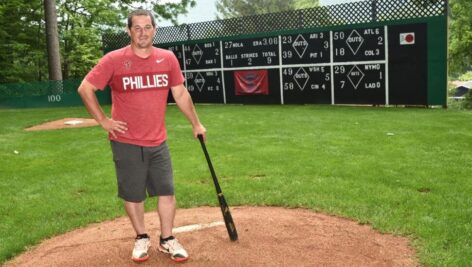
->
<box><xmin>158</xmin><ymin>237</ymin><xmax>189</xmax><ymax>262</ymax></box>
<box><xmin>132</xmin><ymin>237</ymin><xmax>151</xmax><ymax>262</ymax></box>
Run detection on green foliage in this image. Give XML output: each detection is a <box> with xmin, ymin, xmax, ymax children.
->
<box><xmin>0</xmin><ymin>0</ymin><xmax>48</xmax><ymax>83</ymax></box>
<box><xmin>294</xmin><ymin>0</ymin><xmax>318</xmax><ymax>9</ymax></box>
<box><xmin>448</xmin><ymin>0</ymin><xmax>472</xmax><ymax>75</ymax></box>
<box><xmin>56</xmin><ymin>0</ymin><xmax>196</xmax><ymax>79</ymax></box>
<box><xmin>215</xmin><ymin>0</ymin><xmax>319</xmax><ymax>19</ymax></box>
<box><xmin>463</xmin><ymin>90</ymin><xmax>472</xmax><ymax>109</ymax></box>
<box><xmin>153</xmin><ymin>0</ymin><xmax>197</xmax><ymax>25</ymax></box>
<box><xmin>0</xmin><ymin>0</ymin><xmax>196</xmax><ymax>83</ymax></box>
<box><xmin>458</xmin><ymin>71</ymin><xmax>472</xmax><ymax>81</ymax></box>
<box><xmin>214</xmin><ymin>0</ymin><xmax>324</xmax><ymax>37</ymax></box>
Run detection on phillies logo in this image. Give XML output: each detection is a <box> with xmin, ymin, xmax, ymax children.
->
<box><xmin>123</xmin><ymin>60</ymin><xmax>132</xmax><ymax>70</ymax></box>
<box><xmin>122</xmin><ymin>74</ymin><xmax>169</xmax><ymax>90</ymax></box>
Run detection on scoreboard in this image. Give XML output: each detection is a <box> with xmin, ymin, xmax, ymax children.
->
<box><xmin>160</xmin><ymin>23</ymin><xmax>428</xmax><ymax>105</ymax></box>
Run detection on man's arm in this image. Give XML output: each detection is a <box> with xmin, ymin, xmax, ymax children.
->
<box><xmin>171</xmin><ymin>84</ymin><xmax>206</xmax><ymax>140</ymax></box>
<box><xmin>77</xmin><ymin>79</ymin><xmax>127</xmax><ymax>138</ymax></box>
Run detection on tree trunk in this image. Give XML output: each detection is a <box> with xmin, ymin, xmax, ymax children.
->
<box><xmin>44</xmin><ymin>0</ymin><xmax>62</xmax><ymax>81</ymax></box>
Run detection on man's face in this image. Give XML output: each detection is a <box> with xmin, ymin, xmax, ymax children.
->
<box><xmin>128</xmin><ymin>15</ymin><xmax>156</xmax><ymax>49</ymax></box>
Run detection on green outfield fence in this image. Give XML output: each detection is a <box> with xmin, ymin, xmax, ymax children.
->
<box><xmin>0</xmin><ymin>79</ymin><xmax>111</xmax><ymax>108</ymax></box>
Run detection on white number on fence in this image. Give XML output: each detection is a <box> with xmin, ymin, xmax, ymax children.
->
<box><xmin>47</xmin><ymin>95</ymin><xmax>61</xmax><ymax>102</ymax></box>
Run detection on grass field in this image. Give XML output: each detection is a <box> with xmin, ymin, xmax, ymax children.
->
<box><xmin>0</xmin><ymin>104</ymin><xmax>471</xmax><ymax>266</ymax></box>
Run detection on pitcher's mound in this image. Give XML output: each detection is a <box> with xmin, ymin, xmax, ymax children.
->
<box><xmin>5</xmin><ymin>207</ymin><xmax>418</xmax><ymax>267</ymax></box>
<box><xmin>25</xmin><ymin>118</ymin><xmax>98</xmax><ymax>131</ymax></box>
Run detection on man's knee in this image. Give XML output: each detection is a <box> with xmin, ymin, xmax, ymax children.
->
<box><xmin>158</xmin><ymin>195</ymin><xmax>175</xmax><ymax>204</ymax></box>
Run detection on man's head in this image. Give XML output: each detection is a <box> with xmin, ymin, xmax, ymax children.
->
<box><xmin>127</xmin><ymin>9</ymin><xmax>156</xmax><ymax>29</ymax></box>
<box><xmin>127</xmin><ymin>9</ymin><xmax>156</xmax><ymax>49</ymax></box>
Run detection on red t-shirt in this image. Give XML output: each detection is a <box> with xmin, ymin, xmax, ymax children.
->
<box><xmin>85</xmin><ymin>46</ymin><xmax>184</xmax><ymax>147</ymax></box>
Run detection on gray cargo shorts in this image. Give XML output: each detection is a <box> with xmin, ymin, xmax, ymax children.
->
<box><xmin>110</xmin><ymin>140</ymin><xmax>174</xmax><ymax>202</ymax></box>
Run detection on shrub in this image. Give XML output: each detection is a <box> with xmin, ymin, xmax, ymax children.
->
<box><xmin>463</xmin><ymin>90</ymin><xmax>472</xmax><ymax>109</ymax></box>
<box><xmin>458</xmin><ymin>71</ymin><xmax>472</xmax><ymax>81</ymax></box>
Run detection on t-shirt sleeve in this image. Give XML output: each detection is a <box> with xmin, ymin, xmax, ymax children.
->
<box><xmin>168</xmin><ymin>52</ymin><xmax>185</xmax><ymax>87</ymax></box>
<box><xmin>85</xmin><ymin>53</ymin><xmax>115</xmax><ymax>90</ymax></box>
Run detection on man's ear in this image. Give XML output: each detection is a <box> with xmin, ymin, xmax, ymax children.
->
<box><xmin>126</xmin><ymin>27</ymin><xmax>131</xmax><ymax>37</ymax></box>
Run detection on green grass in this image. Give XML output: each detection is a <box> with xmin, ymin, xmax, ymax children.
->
<box><xmin>1</xmin><ymin>105</ymin><xmax>471</xmax><ymax>266</ymax></box>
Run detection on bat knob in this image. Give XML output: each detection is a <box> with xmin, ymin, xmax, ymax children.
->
<box><xmin>197</xmin><ymin>134</ymin><xmax>204</xmax><ymax>142</ymax></box>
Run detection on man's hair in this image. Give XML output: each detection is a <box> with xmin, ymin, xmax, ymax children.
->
<box><xmin>127</xmin><ymin>9</ymin><xmax>156</xmax><ymax>29</ymax></box>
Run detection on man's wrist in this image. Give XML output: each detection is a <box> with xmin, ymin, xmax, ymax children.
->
<box><xmin>191</xmin><ymin>121</ymin><xmax>202</xmax><ymax>128</ymax></box>
<box><xmin>97</xmin><ymin>116</ymin><xmax>108</xmax><ymax>125</ymax></box>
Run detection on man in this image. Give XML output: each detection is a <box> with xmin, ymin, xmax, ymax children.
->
<box><xmin>78</xmin><ymin>9</ymin><xmax>206</xmax><ymax>263</ymax></box>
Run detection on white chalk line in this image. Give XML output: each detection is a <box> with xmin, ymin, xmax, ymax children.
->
<box><xmin>173</xmin><ymin>221</ymin><xmax>225</xmax><ymax>233</ymax></box>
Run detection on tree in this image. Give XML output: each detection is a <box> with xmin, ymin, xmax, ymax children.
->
<box><xmin>215</xmin><ymin>0</ymin><xmax>319</xmax><ymax>19</ymax></box>
<box><xmin>44</xmin><ymin>0</ymin><xmax>62</xmax><ymax>81</ymax></box>
<box><xmin>0</xmin><ymin>0</ymin><xmax>48</xmax><ymax>83</ymax></box>
<box><xmin>448</xmin><ymin>0</ymin><xmax>472</xmax><ymax>76</ymax></box>
<box><xmin>57</xmin><ymin>0</ymin><xmax>196</xmax><ymax>79</ymax></box>
<box><xmin>0</xmin><ymin>0</ymin><xmax>196</xmax><ymax>83</ymax></box>
<box><xmin>213</xmin><ymin>0</ymin><xmax>322</xmax><ymax>37</ymax></box>
<box><xmin>294</xmin><ymin>0</ymin><xmax>319</xmax><ymax>9</ymax></box>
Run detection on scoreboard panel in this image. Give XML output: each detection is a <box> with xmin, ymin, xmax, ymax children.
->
<box><xmin>161</xmin><ymin>23</ymin><xmax>431</xmax><ymax>105</ymax></box>
<box><xmin>281</xmin><ymin>32</ymin><xmax>330</xmax><ymax>65</ymax></box>
<box><xmin>282</xmin><ymin>66</ymin><xmax>331</xmax><ymax>104</ymax></box>
<box><xmin>185</xmin><ymin>71</ymin><xmax>224</xmax><ymax>103</ymax></box>
<box><xmin>332</xmin><ymin>27</ymin><xmax>385</xmax><ymax>62</ymax></box>
<box><xmin>222</xmin><ymin>37</ymin><xmax>279</xmax><ymax>68</ymax></box>
<box><xmin>184</xmin><ymin>41</ymin><xmax>221</xmax><ymax>70</ymax></box>
<box><xmin>333</xmin><ymin>63</ymin><xmax>386</xmax><ymax>104</ymax></box>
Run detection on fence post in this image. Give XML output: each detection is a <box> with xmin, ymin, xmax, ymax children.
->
<box><xmin>186</xmin><ymin>24</ymin><xmax>192</xmax><ymax>41</ymax></box>
<box><xmin>371</xmin><ymin>0</ymin><xmax>378</xmax><ymax>22</ymax></box>
<box><xmin>238</xmin><ymin>18</ymin><xmax>243</xmax><ymax>35</ymax></box>
<box><xmin>298</xmin><ymin>9</ymin><xmax>304</xmax><ymax>29</ymax></box>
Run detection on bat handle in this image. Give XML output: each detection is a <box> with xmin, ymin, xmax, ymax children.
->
<box><xmin>197</xmin><ymin>134</ymin><xmax>204</xmax><ymax>143</ymax></box>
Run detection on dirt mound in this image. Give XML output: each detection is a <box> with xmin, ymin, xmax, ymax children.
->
<box><xmin>25</xmin><ymin>118</ymin><xmax>98</xmax><ymax>131</ymax></box>
<box><xmin>5</xmin><ymin>206</ymin><xmax>417</xmax><ymax>267</ymax></box>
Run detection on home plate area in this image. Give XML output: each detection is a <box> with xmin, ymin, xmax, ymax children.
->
<box><xmin>5</xmin><ymin>207</ymin><xmax>418</xmax><ymax>267</ymax></box>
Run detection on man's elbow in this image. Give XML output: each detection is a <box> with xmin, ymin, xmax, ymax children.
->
<box><xmin>77</xmin><ymin>85</ymin><xmax>84</xmax><ymax>96</ymax></box>
<box><xmin>77</xmin><ymin>80</ymin><xmax>94</xmax><ymax>96</ymax></box>
<box><xmin>171</xmin><ymin>84</ymin><xmax>190</xmax><ymax>99</ymax></box>
<box><xmin>78</xmin><ymin>81</ymin><xmax>86</xmax><ymax>95</ymax></box>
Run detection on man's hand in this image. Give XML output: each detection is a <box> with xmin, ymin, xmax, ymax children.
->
<box><xmin>193</xmin><ymin>123</ymin><xmax>207</xmax><ymax>141</ymax></box>
<box><xmin>99</xmin><ymin>118</ymin><xmax>128</xmax><ymax>138</ymax></box>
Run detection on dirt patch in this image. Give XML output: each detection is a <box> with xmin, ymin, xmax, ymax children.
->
<box><xmin>5</xmin><ymin>206</ymin><xmax>418</xmax><ymax>267</ymax></box>
<box><xmin>25</xmin><ymin>118</ymin><xmax>98</xmax><ymax>131</ymax></box>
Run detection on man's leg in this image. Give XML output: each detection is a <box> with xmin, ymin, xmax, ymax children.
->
<box><xmin>147</xmin><ymin>143</ymin><xmax>188</xmax><ymax>262</ymax></box>
<box><xmin>125</xmin><ymin>201</ymin><xmax>151</xmax><ymax>262</ymax></box>
<box><xmin>157</xmin><ymin>195</ymin><xmax>176</xmax><ymax>238</ymax></box>
<box><xmin>124</xmin><ymin>201</ymin><xmax>146</xmax><ymax>234</ymax></box>
<box><xmin>110</xmin><ymin>141</ymin><xmax>151</xmax><ymax>262</ymax></box>
<box><xmin>157</xmin><ymin>195</ymin><xmax>189</xmax><ymax>262</ymax></box>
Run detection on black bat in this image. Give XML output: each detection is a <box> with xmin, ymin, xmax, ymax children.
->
<box><xmin>197</xmin><ymin>134</ymin><xmax>238</xmax><ymax>241</ymax></box>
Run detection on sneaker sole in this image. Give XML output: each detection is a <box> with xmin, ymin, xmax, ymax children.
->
<box><xmin>172</xmin><ymin>257</ymin><xmax>188</xmax><ymax>262</ymax></box>
<box><xmin>158</xmin><ymin>246</ymin><xmax>189</xmax><ymax>262</ymax></box>
<box><xmin>132</xmin><ymin>255</ymin><xmax>150</xmax><ymax>263</ymax></box>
